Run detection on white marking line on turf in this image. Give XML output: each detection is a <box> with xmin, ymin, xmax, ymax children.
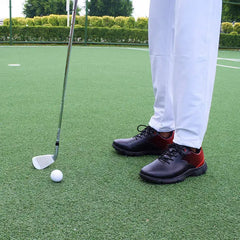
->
<box><xmin>217</xmin><ymin>64</ymin><xmax>240</xmax><ymax>70</ymax></box>
<box><xmin>8</xmin><ymin>64</ymin><xmax>21</xmax><ymax>67</ymax></box>
<box><xmin>217</xmin><ymin>57</ymin><xmax>240</xmax><ymax>69</ymax></box>
<box><xmin>217</xmin><ymin>57</ymin><xmax>240</xmax><ymax>62</ymax></box>
<box><xmin>2</xmin><ymin>46</ymin><xmax>239</xmax><ymax>68</ymax></box>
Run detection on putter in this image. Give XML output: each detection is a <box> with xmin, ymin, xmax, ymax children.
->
<box><xmin>32</xmin><ymin>0</ymin><xmax>78</xmax><ymax>170</ymax></box>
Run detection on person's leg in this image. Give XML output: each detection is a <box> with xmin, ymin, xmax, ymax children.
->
<box><xmin>148</xmin><ymin>0</ymin><xmax>176</xmax><ymax>133</ymax></box>
<box><xmin>140</xmin><ymin>0</ymin><xmax>222</xmax><ymax>184</ymax></box>
<box><xmin>172</xmin><ymin>0</ymin><xmax>222</xmax><ymax>149</ymax></box>
<box><xmin>112</xmin><ymin>0</ymin><xmax>176</xmax><ymax>156</ymax></box>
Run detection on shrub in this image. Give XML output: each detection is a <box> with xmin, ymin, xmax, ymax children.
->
<box><xmin>76</xmin><ymin>16</ymin><xmax>87</xmax><ymax>26</ymax></box>
<box><xmin>16</xmin><ymin>17</ymin><xmax>27</xmax><ymax>26</ymax></box>
<box><xmin>48</xmin><ymin>15</ymin><xmax>59</xmax><ymax>26</ymax></box>
<box><xmin>3</xmin><ymin>18</ymin><xmax>10</xmax><ymax>26</ymax></box>
<box><xmin>136</xmin><ymin>17</ymin><xmax>148</xmax><ymax>29</ymax></box>
<box><xmin>219</xmin><ymin>33</ymin><xmax>240</xmax><ymax>48</ymax></box>
<box><xmin>76</xmin><ymin>16</ymin><xmax>81</xmax><ymax>25</ymax></box>
<box><xmin>86</xmin><ymin>27</ymin><xmax>148</xmax><ymax>43</ymax></box>
<box><xmin>0</xmin><ymin>25</ymin><xmax>148</xmax><ymax>44</ymax></box>
<box><xmin>58</xmin><ymin>15</ymin><xmax>67</xmax><ymax>26</ymax></box>
<box><xmin>0</xmin><ymin>26</ymin><xmax>9</xmax><ymax>41</ymax></box>
<box><xmin>102</xmin><ymin>16</ymin><xmax>115</xmax><ymax>28</ymax></box>
<box><xmin>230</xmin><ymin>31</ymin><xmax>238</xmax><ymax>35</ymax></box>
<box><xmin>6</xmin><ymin>17</ymin><xmax>26</xmax><ymax>26</ymax></box>
<box><xmin>89</xmin><ymin>16</ymin><xmax>103</xmax><ymax>27</ymax></box>
<box><xmin>41</xmin><ymin>16</ymin><xmax>49</xmax><ymax>25</ymax></box>
<box><xmin>221</xmin><ymin>22</ymin><xmax>233</xmax><ymax>33</ymax></box>
<box><xmin>26</xmin><ymin>18</ymin><xmax>34</xmax><ymax>26</ymax></box>
<box><xmin>233</xmin><ymin>22</ymin><xmax>240</xmax><ymax>34</ymax></box>
<box><xmin>12</xmin><ymin>18</ymin><xmax>19</xmax><ymax>26</ymax></box>
<box><xmin>33</xmin><ymin>16</ymin><xmax>42</xmax><ymax>26</ymax></box>
<box><xmin>115</xmin><ymin>16</ymin><xmax>126</xmax><ymax>28</ymax></box>
<box><xmin>111</xmin><ymin>25</ymin><xmax>121</xmax><ymax>29</ymax></box>
<box><xmin>125</xmin><ymin>17</ymin><xmax>135</xmax><ymax>28</ymax></box>
<box><xmin>1</xmin><ymin>24</ymin><xmax>240</xmax><ymax>48</ymax></box>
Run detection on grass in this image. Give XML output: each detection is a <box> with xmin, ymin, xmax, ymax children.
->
<box><xmin>0</xmin><ymin>46</ymin><xmax>240</xmax><ymax>240</ymax></box>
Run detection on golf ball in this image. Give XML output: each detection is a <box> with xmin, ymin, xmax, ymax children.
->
<box><xmin>50</xmin><ymin>170</ymin><xmax>63</xmax><ymax>182</ymax></box>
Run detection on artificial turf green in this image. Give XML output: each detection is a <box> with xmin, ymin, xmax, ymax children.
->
<box><xmin>0</xmin><ymin>46</ymin><xmax>240</xmax><ymax>240</ymax></box>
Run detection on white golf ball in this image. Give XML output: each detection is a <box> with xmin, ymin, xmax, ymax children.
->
<box><xmin>50</xmin><ymin>170</ymin><xmax>63</xmax><ymax>182</ymax></box>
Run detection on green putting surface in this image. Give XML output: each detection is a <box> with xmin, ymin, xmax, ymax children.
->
<box><xmin>0</xmin><ymin>46</ymin><xmax>240</xmax><ymax>239</ymax></box>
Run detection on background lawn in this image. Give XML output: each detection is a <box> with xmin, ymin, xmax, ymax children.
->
<box><xmin>0</xmin><ymin>46</ymin><xmax>240</xmax><ymax>240</ymax></box>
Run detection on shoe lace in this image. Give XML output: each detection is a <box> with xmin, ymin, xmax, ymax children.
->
<box><xmin>134</xmin><ymin>125</ymin><xmax>156</xmax><ymax>140</ymax></box>
<box><xmin>158</xmin><ymin>143</ymin><xmax>185</xmax><ymax>164</ymax></box>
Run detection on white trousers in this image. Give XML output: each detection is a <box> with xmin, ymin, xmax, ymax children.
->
<box><xmin>148</xmin><ymin>0</ymin><xmax>222</xmax><ymax>148</ymax></box>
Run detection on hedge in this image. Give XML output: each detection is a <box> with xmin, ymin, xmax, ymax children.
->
<box><xmin>233</xmin><ymin>23</ymin><xmax>240</xmax><ymax>34</ymax></box>
<box><xmin>3</xmin><ymin>16</ymin><xmax>147</xmax><ymax>29</ymax></box>
<box><xmin>0</xmin><ymin>26</ymin><xmax>148</xmax><ymax>44</ymax></box>
<box><xmin>219</xmin><ymin>33</ymin><xmax>240</xmax><ymax>48</ymax></box>
<box><xmin>4</xmin><ymin>17</ymin><xmax>240</xmax><ymax>35</ymax></box>
<box><xmin>221</xmin><ymin>22</ymin><xmax>234</xmax><ymax>33</ymax></box>
<box><xmin>221</xmin><ymin>22</ymin><xmax>240</xmax><ymax>34</ymax></box>
<box><xmin>0</xmin><ymin>26</ymin><xmax>240</xmax><ymax>47</ymax></box>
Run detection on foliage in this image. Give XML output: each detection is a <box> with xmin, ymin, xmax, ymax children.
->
<box><xmin>13</xmin><ymin>17</ymin><xmax>27</xmax><ymax>26</ymax></box>
<box><xmin>33</xmin><ymin>16</ymin><xmax>42</xmax><ymax>25</ymax></box>
<box><xmin>76</xmin><ymin>16</ymin><xmax>88</xmax><ymax>26</ymax></box>
<box><xmin>89</xmin><ymin>16</ymin><xmax>103</xmax><ymax>27</ymax></box>
<box><xmin>3</xmin><ymin>15</ymin><xmax>146</xmax><ymax>29</ymax></box>
<box><xmin>221</xmin><ymin>22</ymin><xmax>234</xmax><ymax>33</ymax></box>
<box><xmin>0</xmin><ymin>26</ymin><xmax>9</xmax><ymax>41</ymax></box>
<box><xmin>48</xmin><ymin>14</ymin><xmax>59</xmax><ymax>26</ymax></box>
<box><xmin>0</xmin><ymin>25</ymin><xmax>148</xmax><ymax>44</ymax></box>
<box><xmin>136</xmin><ymin>17</ymin><xmax>148</xmax><ymax>29</ymax></box>
<box><xmin>111</xmin><ymin>25</ymin><xmax>121</xmax><ymax>29</ymax></box>
<box><xmin>102</xmin><ymin>16</ymin><xmax>115</xmax><ymax>27</ymax></box>
<box><xmin>1</xmin><ymin>25</ymin><xmax>240</xmax><ymax>48</ymax></box>
<box><xmin>23</xmin><ymin>0</ymin><xmax>76</xmax><ymax>18</ymax></box>
<box><xmin>12</xmin><ymin>18</ymin><xmax>20</xmax><ymax>26</ymax></box>
<box><xmin>1</xmin><ymin>22</ymin><xmax>240</xmax><ymax>48</ymax></box>
<box><xmin>3</xmin><ymin>17</ymin><xmax>26</xmax><ymax>26</ymax></box>
<box><xmin>3</xmin><ymin>19</ymin><xmax>10</xmax><ymax>26</ymax></box>
<box><xmin>219</xmin><ymin>33</ymin><xmax>240</xmax><ymax>47</ymax></box>
<box><xmin>230</xmin><ymin>31</ymin><xmax>238</xmax><ymax>35</ymax></box>
<box><xmin>41</xmin><ymin>16</ymin><xmax>49</xmax><ymax>25</ymax></box>
<box><xmin>222</xmin><ymin>0</ymin><xmax>240</xmax><ymax>22</ymax></box>
<box><xmin>115</xmin><ymin>16</ymin><xmax>126</xmax><ymax>28</ymax></box>
<box><xmin>58</xmin><ymin>15</ymin><xmax>67</xmax><ymax>26</ymax></box>
<box><xmin>88</xmin><ymin>0</ymin><xmax>133</xmax><ymax>17</ymax></box>
<box><xmin>125</xmin><ymin>17</ymin><xmax>135</xmax><ymax>28</ymax></box>
<box><xmin>233</xmin><ymin>22</ymin><xmax>240</xmax><ymax>33</ymax></box>
<box><xmin>26</xmin><ymin>18</ymin><xmax>34</xmax><ymax>26</ymax></box>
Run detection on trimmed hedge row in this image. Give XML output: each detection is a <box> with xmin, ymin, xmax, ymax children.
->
<box><xmin>0</xmin><ymin>26</ymin><xmax>240</xmax><ymax>47</ymax></box>
<box><xmin>3</xmin><ymin>15</ymin><xmax>148</xmax><ymax>29</ymax></box>
<box><xmin>219</xmin><ymin>33</ymin><xmax>240</xmax><ymax>48</ymax></box>
<box><xmin>0</xmin><ymin>26</ymin><xmax>148</xmax><ymax>44</ymax></box>
<box><xmin>4</xmin><ymin>18</ymin><xmax>240</xmax><ymax>34</ymax></box>
<box><xmin>221</xmin><ymin>22</ymin><xmax>240</xmax><ymax>34</ymax></box>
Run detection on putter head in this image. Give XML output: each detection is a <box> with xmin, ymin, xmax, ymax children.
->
<box><xmin>32</xmin><ymin>154</ymin><xmax>55</xmax><ymax>170</ymax></box>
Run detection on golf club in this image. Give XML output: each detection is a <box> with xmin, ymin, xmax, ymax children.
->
<box><xmin>32</xmin><ymin>0</ymin><xmax>78</xmax><ymax>170</ymax></box>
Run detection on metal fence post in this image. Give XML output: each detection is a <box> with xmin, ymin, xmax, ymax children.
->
<box><xmin>9</xmin><ymin>0</ymin><xmax>13</xmax><ymax>45</ymax></box>
<box><xmin>84</xmin><ymin>0</ymin><xmax>88</xmax><ymax>45</ymax></box>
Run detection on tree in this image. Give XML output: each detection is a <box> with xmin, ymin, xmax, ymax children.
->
<box><xmin>222</xmin><ymin>0</ymin><xmax>240</xmax><ymax>22</ymax></box>
<box><xmin>23</xmin><ymin>0</ymin><xmax>75</xmax><ymax>18</ymax></box>
<box><xmin>88</xmin><ymin>0</ymin><xmax>133</xmax><ymax>17</ymax></box>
